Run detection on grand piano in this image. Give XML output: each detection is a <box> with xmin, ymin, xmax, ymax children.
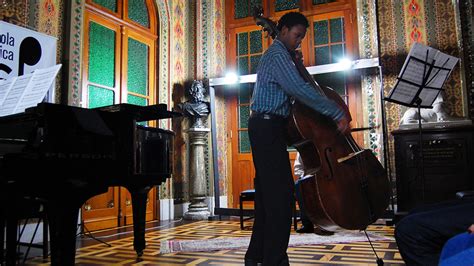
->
<box><xmin>0</xmin><ymin>102</ymin><xmax>180</xmax><ymax>265</ymax></box>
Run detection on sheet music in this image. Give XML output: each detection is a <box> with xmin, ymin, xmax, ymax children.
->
<box><xmin>389</xmin><ymin>81</ymin><xmax>419</xmax><ymax>104</ymax></box>
<box><xmin>0</xmin><ymin>64</ymin><xmax>61</xmax><ymax>117</ymax></box>
<box><xmin>386</xmin><ymin>42</ymin><xmax>459</xmax><ymax>107</ymax></box>
<box><xmin>402</xmin><ymin>59</ymin><xmax>427</xmax><ymax>84</ymax></box>
<box><xmin>14</xmin><ymin>65</ymin><xmax>61</xmax><ymax>113</ymax></box>
<box><xmin>418</xmin><ymin>88</ymin><xmax>440</xmax><ymax>106</ymax></box>
<box><xmin>0</xmin><ymin>78</ymin><xmax>16</xmax><ymax>107</ymax></box>
<box><xmin>0</xmin><ymin>75</ymin><xmax>33</xmax><ymax>116</ymax></box>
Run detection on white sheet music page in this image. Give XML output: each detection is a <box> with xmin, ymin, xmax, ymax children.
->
<box><xmin>0</xmin><ymin>64</ymin><xmax>61</xmax><ymax>117</ymax></box>
<box><xmin>0</xmin><ymin>78</ymin><xmax>17</xmax><ymax>107</ymax></box>
<box><xmin>0</xmin><ymin>74</ymin><xmax>33</xmax><ymax>116</ymax></box>
<box><xmin>425</xmin><ymin>50</ymin><xmax>459</xmax><ymax>88</ymax></box>
<box><xmin>13</xmin><ymin>64</ymin><xmax>61</xmax><ymax>114</ymax></box>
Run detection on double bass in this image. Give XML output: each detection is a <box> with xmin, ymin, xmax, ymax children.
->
<box><xmin>254</xmin><ymin>9</ymin><xmax>390</xmax><ymax>231</ymax></box>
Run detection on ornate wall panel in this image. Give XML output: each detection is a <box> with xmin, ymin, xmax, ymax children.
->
<box><xmin>357</xmin><ymin>0</ymin><xmax>383</xmax><ymax>162</ymax></box>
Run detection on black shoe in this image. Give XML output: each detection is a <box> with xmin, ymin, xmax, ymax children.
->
<box><xmin>244</xmin><ymin>258</ymin><xmax>263</xmax><ymax>266</ymax></box>
<box><xmin>313</xmin><ymin>226</ymin><xmax>334</xmax><ymax>236</ymax></box>
<box><xmin>296</xmin><ymin>225</ymin><xmax>314</xmax><ymax>233</ymax></box>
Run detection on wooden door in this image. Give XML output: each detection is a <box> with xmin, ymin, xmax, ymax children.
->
<box><xmin>227</xmin><ymin>25</ymin><xmax>265</xmax><ymax>208</ymax></box>
<box><xmin>227</xmin><ymin>88</ymin><xmax>298</xmax><ymax>209</ymax></box>
<box><xmin>226</xmin><ymin>9</ymin><xmax>359</xmax><ymax>209</ymax></box>
<box><xmin>81</xmin><ymin>1</ymin><xmax>158</xmax><ymax>231</ymax></box>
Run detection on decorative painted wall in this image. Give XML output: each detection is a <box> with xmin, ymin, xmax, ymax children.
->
<box><xmin>160</xmin><ymin>0</ymin><xmax>227</xmax><ymax>204</ymax></box>
<box><xmin>356</xmin><ymin>0</ymin><xmax>383</xmax><ymax>161</ymax></box>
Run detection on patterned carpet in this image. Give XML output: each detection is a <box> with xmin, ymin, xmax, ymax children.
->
<box><xmin>26</xmin><ymin>220</ymin><xmax>405</xmax><ymax>265</ymax></box>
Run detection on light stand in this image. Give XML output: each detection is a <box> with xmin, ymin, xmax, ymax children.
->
<box><xmin>76</xmin><ymin>219</ymin><xmax>111</xmax><ymax>247</ymax></box>
<box><xmin>208</xmin><ymin>85</ymin><xmax>222</xmax><ymax>221</ymax></box>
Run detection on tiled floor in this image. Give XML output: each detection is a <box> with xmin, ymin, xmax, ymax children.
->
<box><xmin>23</xmin><ymin>218</ymin><xmax>404</xmax><ymax>265</ymax></box>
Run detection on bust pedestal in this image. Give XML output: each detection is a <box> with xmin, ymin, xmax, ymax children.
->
<box><xmin>184</xmin><ymin>127</ymin><xmax>211</xmax><ymax>220</ymax></box>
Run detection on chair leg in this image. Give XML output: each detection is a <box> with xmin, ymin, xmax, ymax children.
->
<box><xmin>293</xmin><ymin>199</ymin><xmax>299</xmax><ymax>231</ymax></box>
<box><xmin>42</xmin><ymin>215</ymin><xmax>48</xmax><ymax>259</ymax></box>
<box><xmin>240</xmin><ymin>196</ymin><xmax>244</xmax><ymax>230</ymax></box>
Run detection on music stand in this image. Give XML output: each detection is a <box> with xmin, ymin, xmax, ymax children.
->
<box><xmin>385</xmin><ymin>42</ymin><xmax>459</xmax><ymax>203</ymax></box>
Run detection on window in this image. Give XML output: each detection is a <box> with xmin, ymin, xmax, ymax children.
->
<box><xmin>83</xmin><ymin>0</ymin><xmax>157</xmax><ymax>110</ymax></box>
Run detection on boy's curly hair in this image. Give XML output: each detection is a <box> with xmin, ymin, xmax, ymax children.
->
<box><xmin>277</xmin><ymin>12</ymin><xmax>309</xmax><ymax>32</ymax></box>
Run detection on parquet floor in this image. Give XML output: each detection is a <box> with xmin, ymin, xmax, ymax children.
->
<box><xmin>26</xmin><ymin>219</ymin><xmax>405</xmax><ymax>265</ymax></box>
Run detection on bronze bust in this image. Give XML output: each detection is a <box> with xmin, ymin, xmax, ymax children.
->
<box><xmin>179</xmin><ymin>80</ymin><xmax>210</xmax><ymax>128</ymax></box>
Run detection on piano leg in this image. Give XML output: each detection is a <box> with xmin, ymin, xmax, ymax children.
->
<box><xmin>46</xmin><ymin>201</ymin><xmax>81</xmax><ymax>266</ymax></box>
<box><xmin>0</xmin><ymin>214</ymin><xmax>3</xmax><ymax>264</ymax></box>
<box><xmin>5</xmin><ymin>207</ymin><xmax>18</xmax><ymax>266</ymax></box>
<box><xmin>128</xmin><ymin>185</ymin><xmax>153</xmax><ymax>258</ymax></box>
<box><xmin>45</xmin><ymin>187</ymin><xmax>107</xmax><ymax>266</ymax></box>
<box><xmin>0</xmin><ymin>198</ymin><xmax>4</xmax><ymax>264</ymax></box>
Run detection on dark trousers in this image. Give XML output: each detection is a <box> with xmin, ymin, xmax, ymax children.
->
<box><xmin>395</xmin><ymin>199</ymin><xmax>474</xmax><ymax>265</ymax></box>
<box><xmin>245</xmin><ymin>116</ymin><xmax>294</xmax><ymax>266</ymax></box>
<box><xmin>295</xmin><ymin>179</ymin><xmax>313</xmax><ymax>227</ymax></box>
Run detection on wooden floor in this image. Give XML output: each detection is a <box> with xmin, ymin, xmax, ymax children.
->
<box><xmin>24</xmin><ymin>218</ymin><xmax>405</xmax><ymax>265</ymax></box>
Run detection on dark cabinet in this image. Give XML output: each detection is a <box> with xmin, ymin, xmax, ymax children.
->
<box><xmin>392</xmin><ymin>125</ymin><xmax>474</xmax><ymax>213</ymax></box>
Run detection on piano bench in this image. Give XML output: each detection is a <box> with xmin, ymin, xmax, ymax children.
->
<box><xmin>239</xmin><ymin>189</ymin><xmax>256</xmax><ymax>230</ymax></box>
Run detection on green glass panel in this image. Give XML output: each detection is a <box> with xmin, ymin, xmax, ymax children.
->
<box><xmin>250</xmin><ymin>55</ymin><xmax>261</xmax><ymax>74</ymax></box>
<box><xmin>237</xmin><ymin>32</ymin><xmax>248</xmax><ymax>55</ymax></box>
<box><xmin>234</xmin><ymin>0</ymin><xmax>262</xmax><ymax>19</ymax></box>
<box><xmin>313</xmin><ymin>0</ymin><xmax>336</xmax><ymax>5</ymax></box>
<box><xmin>314</xmin><ymin>20</ymin><xmax>329</xmax><ymax>45</ymax></box>
<box><xmin>127</xmin><ymin>94</ymin><xmax>148</xmax><ymax>106</ymax></box>
<box><xmin>275</xmin><ymin>0</ymin><xmax>298</xmax><ymax>11</ymax></box>
<box><xmin>89</xmin><ymin>22</ymin><xmax>115</xmax><ymax>88</ymax></box>
<box><xmin>88</xmin><ymin>85</ymin><xmax>114</xmax><ymax>108</ymax></box>
<box><xmin>238</xmin><ymin>57</ymin><xmax>249</xmax><ymax>75</ymax></box>
<box><xmin>330</xmin><ymin>18</ymin><xmax>344</xmax><ymax>43</ymax></box>
<box><xmin>331</xmin><ymin>44</ymin><xmax>344</xmax><ymax>63</ymax></box>
<box><xmin>238</xmin><ymin>84</ymin><xmax>251</xmax><ymax>104</ymax></box>
<box><xmin>249</xmin><ymin>30</ymin><xmax>262</xmax><ymax>54</ymax></box>
<box><xmin>128</xmin><ymin>0</ymin><xmax>150</xmax><ymax>27</ymax></box>
<box><xmin>315</xmin><ymin>46</ymin><xmax>330</xmax><ymax>65</ymax></box>
<box><xmin>239</xmin><ymin>130</ymin><xmax>251</xmax><ymax>153</ymax></box>
<box><xmin>93</xmin><ymin>0</ymin><xmax>117</xmax><ymax>12</ymax></box>
<box><xmin>239</xmin><ymin>105</ymin><xmax>250</xmax><ymax>128</ymax></box>
<box><xmin>314</xmin><ymin>72</ymin><xmax>346</xmax><ymax>96</ymax></box>
<box><xmin>234</xmin><ymin>0</ymin><xmax>247</xmax><ymax>19</ymax></box>
<box><xmin>127</xmin><ymin>38</ymin><xmax>148</xmax><ymax>95</ymax></box>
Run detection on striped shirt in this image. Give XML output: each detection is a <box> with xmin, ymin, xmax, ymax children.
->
<box><xmin>250</xmin><ymin>39</ymin><xmax>344</xmax><ymax>121</ymax></box>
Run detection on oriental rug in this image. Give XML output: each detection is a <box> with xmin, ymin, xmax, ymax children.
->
<box><xmin>160</xmin><ymin>230</ymin><xmax>393</xmax><ymax>254</ymax></box>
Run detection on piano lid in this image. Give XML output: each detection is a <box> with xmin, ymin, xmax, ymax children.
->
<box><xmin>95</xmin><ymin>103</ymin><xmax>182</xmax><ymax>122</ymax></box>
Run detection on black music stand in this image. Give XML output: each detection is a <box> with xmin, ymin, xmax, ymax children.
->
<box><xmin>385</xmin><ymin>42</ymin><xmax>459</xmax><ymax>204</ymax></box>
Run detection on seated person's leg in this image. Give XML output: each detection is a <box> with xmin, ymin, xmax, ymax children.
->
<box><xmin>395</xmin><ymin>199</ymin><xmax>474</xmax><ymax>265</ymax></box>
<box><xmin>295</xmin><ymin>179</ymin><xmax>313</xmax><ymax>233</ymax></box>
